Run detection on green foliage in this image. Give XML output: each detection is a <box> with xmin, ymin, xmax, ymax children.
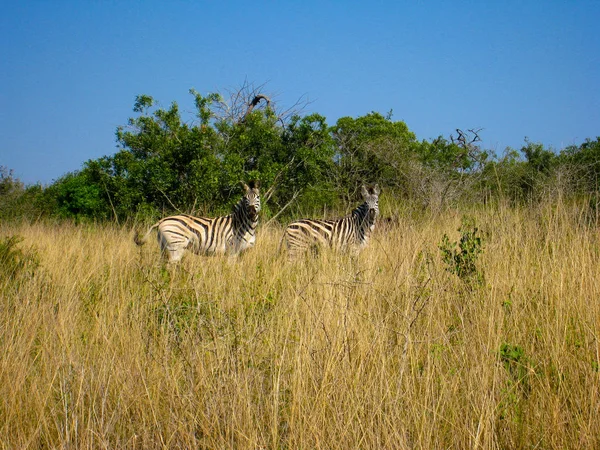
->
<box><xmin>499</xmin><ymin>343</ymin><xmax>525</xmax><ymax>371</ymax></box>
<box><xmin>331</xmin><ymin>112</ymin><xmax>418</xmax><ymax>194</ymax></box>
<box><xmin>439</xmin><ymin>218</ymin><xmax>484</xmax><ymax>284</ymax></box>
<box><xmin>480</xmin><ymin>149</ymin><xmax>528</xmax><ymax>201</ymax></box>
<box><xmin>0</xmin><ymin>167</ymin><xmax>25</xmax><ymax>220</ymax></box>
<box><xmin>278</xmin><ymin>114</ymin><xmax>336</xmax><ymax>214</ymax></box>
<box><xmin>51</xmin><ymin>90</ymin><xmax>339</xmax><ymax>222</ymax></box>
<box><xmin>0</xmin><ymin>167</ymin><xmax>23</xmax><ymax>198</ymax></box>
<box><xmin>499</xmin><ymin>342</ymin><xmax>532</xmax><ymax>399</ymax></box>
<box><xmin>519</xmin><ymin>139</ymin><xmax>558</xmax><ymax>198</ymax></box>
<box><xmin>476</xmin><ymin>139</ymin><xmax>562</xmax><ymax>203</ymax></box>
<box><xmin>3</xmin><ymin>85</ymin><xmax>600</xmax><ymax>223</ymax></box>
<box><xmin>0</xmin><ymin>167</ymin><xmax>46</xmax><ymax>221</ymax></box>
<box><xmin>560</xmin><ymin>137</ymin><xmax>600</xmax><ymax>194</ymax></box>
<box><xmin>498</xmin><ymin>342</ymin><xmax>533</xmax><ymax>426</ymax></box>
<box><xmin>420</xmin><ymin>136</ymin><xmax>476</xmax><ymax>173</ymax></box>
<box><xmin>132</xmin><ymin>94</ymin><xmax>154</xmax><ymax>113</ymax></box>
<box><xmin>43</xmin><ymin>171</ymin><xmax>109</xmax><ymax>221</ymax></box>
<box><xmin>522</xmin><ymin>139</ymin><xmax>556</xmax><ymax>174</ymax></box>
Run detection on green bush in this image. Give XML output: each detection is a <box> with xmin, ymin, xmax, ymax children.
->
<box><xmin>439</xmin><ymin>218</ymin><xmax>484</xmax><ymax>285</ymax></box>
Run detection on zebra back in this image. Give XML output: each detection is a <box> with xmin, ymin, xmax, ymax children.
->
<box><xmin>285</xmin><ymin>184</ymin><xmax>380</xmax><ymax>258</ymax></box>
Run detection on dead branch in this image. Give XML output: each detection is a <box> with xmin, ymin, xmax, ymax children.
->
<box><xmin>452</xmin><ymin>128</ymin><xmax>483</xmax><ymax>148</ymax></box>
<box><xmin>212</xmin><ymin>81</ymin><xmax>311</xmax><ymax>127</ymax></box>
<box><xmin>264</xmin><ymin>190</ymin><xmax>300</xmax><ymax>227</ymax></box>
<box><xmin>242</xmin><ymin>94</ymin><xmax>271</xmax><ymax>122</ymax></box>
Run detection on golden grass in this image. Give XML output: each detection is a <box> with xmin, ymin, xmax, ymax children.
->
<box><xmin>1</xmin><ymin>202</ymin><xmax>599</xmax><ymax>449</ymax></box>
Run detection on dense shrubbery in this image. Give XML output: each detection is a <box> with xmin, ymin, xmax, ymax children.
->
<box><xmin>1</xmin><ymin>87</ymin><xmax>599</xmax><ymax>223</ymax></box>
<box><xmin>0</xmin><ymin>167</ymin><xmax>47</xmax><ymax>221</ymax></box>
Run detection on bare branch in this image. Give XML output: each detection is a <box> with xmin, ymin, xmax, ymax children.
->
<box><xmin>276</xmin><ymin>93</ymin><xmax>314</xmax><ymax>126</ymax></box>
<box><xmin>154</xmin><ymin>184</ymin><xmax>183</xmax><ymax>213</ymax></box>
<box><xmin>263</xmin><ymin>156</ymin><xmax>296</xmax><ymax>204</ymax></box>
<box><xmin>452</xmin><ymin>128</ymin><xmax>483</xmax><ymax>148</ymax></box>
<box><xmin>468</xmin><ymin>128</ymin><xmax>483</xmax><ymax>143</ymax></box>
<box><xmin>212</xmin><ymin>81</ymin><xmax>312</xmax><ymax>127</ymax></box>
<box><xmin>242</xmin><ymin>94</ymin><xmax>271</xmax><ymax>122</ymax></box>
<box><xmin>264</xmin><ymin>190</ymin><xmax>300</xmax><ymax>227</ymax></box>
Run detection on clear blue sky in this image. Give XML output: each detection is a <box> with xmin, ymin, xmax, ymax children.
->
<box><xmin>1</xmin><ymin>1</ymin><xmax>599</xmax><ymax>185</ymax></box>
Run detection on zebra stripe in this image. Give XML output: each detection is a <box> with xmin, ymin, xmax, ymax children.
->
<box><xmin>284</xmin><ymin>184</ymin><xmax>380</xmax><ymax>258</ymax></box>
<box><xmin>135</xmin><ymin>181</ymin><xmax>261</xmax><ymax>263</ymax></box>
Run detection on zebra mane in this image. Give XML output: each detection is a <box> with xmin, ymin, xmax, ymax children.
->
<box><xmin>352</xmin><ymin>202</ymin><xmax>372</xmax><ymax>223</ymax></box>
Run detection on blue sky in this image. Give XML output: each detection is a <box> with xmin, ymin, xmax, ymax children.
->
<box><xmin>1</xmin><ymin>1</ymin><xmax>599</xmax><ymax>185</ymax></box>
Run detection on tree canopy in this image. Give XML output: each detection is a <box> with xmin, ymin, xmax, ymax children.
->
<box><xmin>2</xmin><ymin>86</ymin><xmax>599</xmax><ymax>223</ymax></box>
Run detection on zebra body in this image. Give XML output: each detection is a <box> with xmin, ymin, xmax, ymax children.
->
<box><xmin>284</xmin><ymin>184</ymin><xmax>380</xmax><ymax>258</ymax></box>
<box><xmin>135</xmin><ymin>181</ymin><xmax>260</xmax><ymax>263</ymax></box>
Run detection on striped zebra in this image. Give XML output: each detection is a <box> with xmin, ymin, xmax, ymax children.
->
<box><xmin>134</xmin><ymin>181</ymin><xmax>261</xmax><ymax>263</ymax></box>
<box><xmin>284</xmin><ymin>184</ymin><xmax>380</xmax><ymax>258</ymax></box>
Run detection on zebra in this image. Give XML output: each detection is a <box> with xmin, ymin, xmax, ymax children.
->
<box><xmin>134</xmin><ymin>181</ymin><xmax>261</xmax><ymax>263</ymax></box>
<box><xmin>284</xmin><ymin>184</ymin><xmax>380</xmax><ymax>259</ymax></box>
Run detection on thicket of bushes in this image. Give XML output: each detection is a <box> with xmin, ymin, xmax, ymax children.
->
<box><xmin>2</xmin><ymin>87</ymin><xmax>599</xmax><ymax>223</ymax></box>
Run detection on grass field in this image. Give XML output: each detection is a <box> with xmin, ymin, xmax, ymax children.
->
<box><xmin>1</xmin><ymin>202</ymin><xmax>599</xmax><ymax>449</ymax></box>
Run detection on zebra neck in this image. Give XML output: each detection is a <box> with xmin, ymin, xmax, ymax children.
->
<box><xmin>352</xmin><ymin>203</ymin><xmax>375</xmax><ymax>235</ymax></box>
<box><xmin>232</xmin><ymin>203</ymin><xmax>258</xmax><ymax>230</ymax></box>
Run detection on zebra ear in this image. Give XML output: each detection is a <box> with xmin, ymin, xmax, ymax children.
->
<box><xmin>248</xmin><ymin>180</ymin><xmax>260</xmax><ymax>190</ymax></box>
<box><xmin>372</xmin><ymin>184</ymin><xmax>380</xmax><ymax>196</ymax></box>
<box><xmin>241</xmin><ymin>182</ymin><xmax>250</xmax><ymax>192</ymax></box>
<box><xmin>361</xmin><ymin>184</ymin><xmax>368</xmax><ymax>198</ymax></box>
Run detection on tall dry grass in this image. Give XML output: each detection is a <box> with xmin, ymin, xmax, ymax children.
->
<box><xmin>1</xmin><ymin>202</ymin><xmax>599</xmax><ymax>449</ymax></box>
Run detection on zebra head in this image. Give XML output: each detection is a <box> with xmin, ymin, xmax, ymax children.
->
<box><xmin>242</xmin><ymin>180</ymin><xmax>261</xmax><ymax>220</ymax></box>
<box><xmin>361</xmin><ymin>184</ymin><xmax>380</xmax><ymax>223</ymax></box>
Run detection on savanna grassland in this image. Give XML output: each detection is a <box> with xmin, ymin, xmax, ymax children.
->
<box><xmin>1</xmin><ymin>201</ymin><xmax>599</xmax><ymax>449</ymax></box>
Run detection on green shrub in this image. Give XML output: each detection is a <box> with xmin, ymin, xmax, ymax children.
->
<box><xmin>439</xmin><ymin>218</ymin><xmax>484</xmax><ymax>285</ymax></box>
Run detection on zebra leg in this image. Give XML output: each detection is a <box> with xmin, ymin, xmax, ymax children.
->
<box><xmin>287</xmin><ymin>242</ymin><xmax>312</xmax><ymax>261</ymax></box>
<box><xmin>286</xmin><ymin>248</ymin><xmax>299</xmax><ymax>261</ymax></box>
<box><xmin>285</xmin><ymin>240</ymin><xmax>301</xmax><ymax>261</ymax></box>
<box><xmin>349</xmin><ymin>244</ymin><xmax>361</xmax><ymax>259</ymax></box>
